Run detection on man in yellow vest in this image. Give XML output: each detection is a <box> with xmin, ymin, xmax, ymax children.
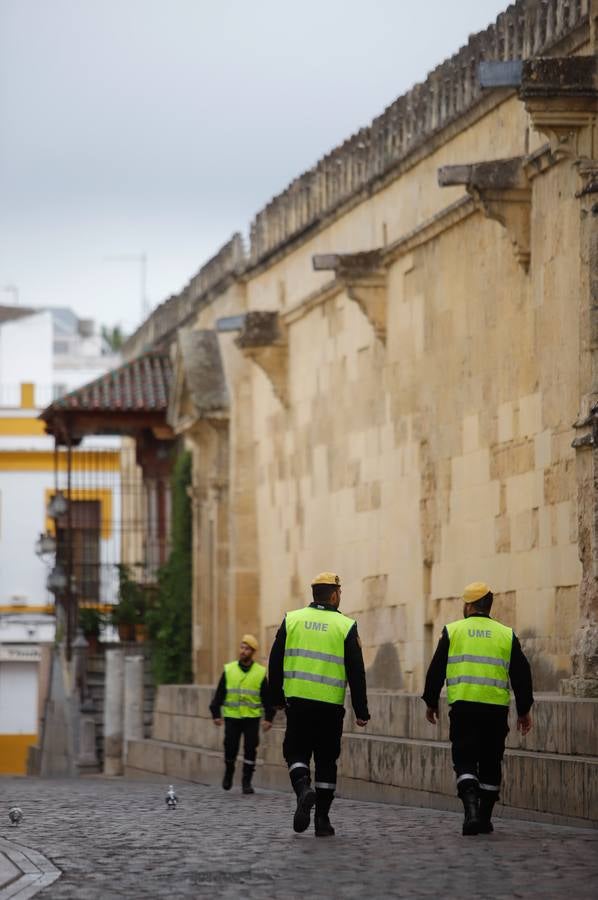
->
<box><xmin>268</xmin><ymin>572</ymin><xmax>370</xmax><ymax>837</ymax></box>
<box><xmin>423</xmin><ymin>582</ymin><xmax>533</xmax><ymax>835</ymax></box>
<box><xmin>210</xmin><ymin>634</ymin><xmax>274</xmax><ymax>794</ymax></box>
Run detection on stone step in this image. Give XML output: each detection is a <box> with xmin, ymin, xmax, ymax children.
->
<box><xmin>84</xmin><ymin>651</ymin><xmax>155</xmax><ymax>766</ymax></box>
<box><xmin>154</xmin><ymin>685</ymin><xmax>598</xmax><ymax>757</ymax></box>
<box><xmin>125</xmin><ymin>733</ymin><xmax>598</xmax><ymax>828</ymax></box>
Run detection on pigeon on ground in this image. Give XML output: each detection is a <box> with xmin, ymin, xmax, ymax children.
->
<box><xmin>165</xmin><ymin>785</ymin><xmax>177</xmax><ymax>809</ymax></box>
<box><xmin>8</xmin><ymin>807</ymin><xmax>23</xmax><ymax>826</ymax></box>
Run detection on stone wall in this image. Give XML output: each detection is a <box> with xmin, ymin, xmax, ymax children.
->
<box><xmin>242</xmin><ymin>127</ymin><xmax>588</xmax><ymax>691</ymax></box>
<box><xmin>125</xmin><ymin>685</ymin><xmax>598</xmax><ymax>826</ymax></box>
<box><xmin>125</xmin><ymin>1</ymin><xmax>597</xmax><ymax>694</ymax></box>
<box><xmin>123</xmin><ymin>1</ymin><xmax>589</xmax><ymax>359</ymax></box>
<box><xmin>248</xmin><ymin>0</ymin><xmax>590</xmax><ymax>265</ymax></box>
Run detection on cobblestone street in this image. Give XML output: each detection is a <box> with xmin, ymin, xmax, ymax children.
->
<box><xmin>0</xmin><ymin>777</ymin><xmax>597</xmax><ymax>899</ymax></box>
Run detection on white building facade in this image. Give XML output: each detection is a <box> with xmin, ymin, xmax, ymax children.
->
<box><xmin>0</xmin><ymin>306</ymin><xmax>120</xmax><ymax>773</ymax></box>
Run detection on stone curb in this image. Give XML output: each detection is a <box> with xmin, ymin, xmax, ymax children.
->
<box><xmin>0</xmin><ymin>837</ymin><xmax>61</xmax><ymax>899</ymax></box>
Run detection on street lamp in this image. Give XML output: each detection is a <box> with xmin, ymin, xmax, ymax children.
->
<box><xmin>46</xmin><ymin>564</ymin><xmax>68</xmax><ymax>594</ymax></box>
<box><xmin>47</xmin><ymin>491</ymin><xmax>68</xmax><ymax>519</ymax></box>
<box><xmin>35</xmin><ymin>532</ymin><xmax>56</xmax><ymax>560</ymax></box>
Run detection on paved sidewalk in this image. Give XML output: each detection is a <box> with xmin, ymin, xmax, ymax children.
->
<box><xmin>1</xmin><ymin>776</ymin><xmax>597</xmax><ymax>899</ymax></box>
<box><xmin>0</xmin><ymin>850</ymin><xmax>19</xmax><ymax>892</ymax></box>
<box><xmin>0</xmin><ymin>836</ymin><xmax>61</xmax><ymax>900</ymax></box>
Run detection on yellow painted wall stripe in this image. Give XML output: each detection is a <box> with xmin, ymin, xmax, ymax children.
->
<box><xmin>0</xmin><ymin>418</ymin><xmax>47</xmax><ymax>436</ymax></box>
<box><xmin>0</xmin><ymin>602</ymin><xmax>113</xmax><ymax>614</ymax></box>
<box><xmin>0</xmin><ymin>734</ymin><xmax>37</xmax><ymax>775</ymax></box>
<box><xmin>0</xmin><ymin>451</ymin><xmax>120</xmax><ymax>471</ymax></box>
<box><xmin>20</xmin><ymin>383</ymin><xmax>35</xmax><ymax>409</ymax></box>
<box><xmin>0</xmin><ymin>604</ymin><xmax>55</xmax><ymax>614</ymax></box>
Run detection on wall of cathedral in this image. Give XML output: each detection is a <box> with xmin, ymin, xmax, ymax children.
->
<box><xmin>236</xmin><ymin>70</ymin><xmax>588</xmax><ymax>693</ymax></box>
<box><xmin>146</xmin><ymin>4</ymin><xmax>595</xmax><ymax>692</ymax></box>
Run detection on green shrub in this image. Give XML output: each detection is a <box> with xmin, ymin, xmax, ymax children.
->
<box><xmin>110</xmin><ymin>564</ymin><xmax>142</xmax><ymax>627</ymax></box>
<box><xmin>147</xmin><ymin>450</ymin><xmax>192</xmax><ymax>683</ymax></box>
<box><xmin>78</xmin><ymin>606</ymin><xmax>105</xmax><ymax>637</ymax></box>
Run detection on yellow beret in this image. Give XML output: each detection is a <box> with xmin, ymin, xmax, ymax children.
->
<box><xmin>241</xmin><ymin>633</ymin><xmax>258</xmax><ymax>651</ymax></box>
<box><xmin>463</xmin><ymin>582</ymin><xmax>492</xmax><ymax>603</ymax></box>
<box><xmin>311</xmin><ymin>572</ymin><xmax>341</xmax><ymax>586</ymax></box>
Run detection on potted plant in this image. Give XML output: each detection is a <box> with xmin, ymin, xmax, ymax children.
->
<box><xmin>133</xmin><ymin>589</ymin><xmax>148</xmax><ymax>643</ymax></box>
<box><xmin>133</xmin><ymin>583</ymin><xmax>157</xmax><ymax>643</ymax></box>
<box><xmin>78</xmin><ymin>606</ymin><xmax>105</xmax><ymax>654</ymax></box>
<box><xmin>111</xmin><ymin>564</ymin><xmax>140</xmax><ymax>642</ymax></box>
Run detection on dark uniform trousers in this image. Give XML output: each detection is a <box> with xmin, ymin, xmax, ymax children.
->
<box><xmin>283</xmin><ymin>698</ymin><xmax>344</xmax><ymax>816</ymax></box>
<box><xmin>224</xmin><ymin>718</ymin><xmax>260</xmax><ymax>772</ymax></box>
<box><xmin>449</xmin><ymin>701</ymin><xmax>509</xmax><ymax>793</ymax></box>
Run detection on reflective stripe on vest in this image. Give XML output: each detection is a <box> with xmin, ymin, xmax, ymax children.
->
<box><xmin>221</xmin><ymin>660</ymin><xmax>266</xmax><ymax>718</ymax></box>
<box><xmin>283</xmin><ymin>606</ymin><xmax>354</xmax><ymax>705</ymax></box>
<box><xmin>445</xmin><ymin>618</ymin><xmax>513</xmax><ymax>706</ymax></box>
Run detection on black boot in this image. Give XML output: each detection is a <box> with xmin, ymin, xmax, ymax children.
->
<box><xmin>478</xmin><ymin>790</ymin><xmax>498</xmax><ymax>834</ymax></box>
<box><xmin>459</xmin><ymin>781</ymin><xmax>480</xmax><ymax>836</ymax></box>
<box><xmin>314</xmin><ymin>815</ymin><xmax>335</xmax><ymax>837</ymax></box>
<box><xmin>314</xmin><ymin>787</ymin><xmax>335</xmax><ymax>837</ymax></box>
<box><xmin>242</xmin><ymin>762</ymin><xmax>255</xmax><ymax>795</ymax></box>
<box><xmin>222</xmin><ymin>761</ymin><xmax>235</xmax><ymax>791</ymax></box>
<box><xmin>293</xmin><ymin>776</ymin><xmax>316</xmax><ymax>833</ymax></box>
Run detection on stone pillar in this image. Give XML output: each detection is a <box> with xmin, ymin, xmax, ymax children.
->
<box><xmin>123</xmin><ymin>655</ymin><xmax>145</xmax><ymax>761</ymax></box>
<box><xmin>77</xmin><ymin>706</ymin><xmax>99</xmax><ymax>772</ymax></box>
<box><xmin>71</xmin><ymin>628</ymin><xmax>88</xmax><ymax>702</ymax></box>
<box><xmin>519</xmin><ymin>56</ymin><xmax>598</xmax><ymax>695</ymax></box>
<box><xmin>193</xmin><ymin>420</ymin><xmax>231</xmax><ymax>683</ymax></box>
<box><xmin>570</xmin><ymin>406</ymin><xmax>598</xmax><ymax>695</ymax></box>
<box><xmin>103</xmin><ymin>649</ymin><xmax>124</xmax><ymax>776</ymax></box>
<box><xmin>567</xmin><ymin>135</ymin><xmax>598</xmax><ymax>697</ymax></box>
<box><xmin>567</xmin><ymin>168</ymin><xmax>598</xmax><ymax>697</ymax></box>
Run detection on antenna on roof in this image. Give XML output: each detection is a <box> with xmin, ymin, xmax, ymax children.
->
<box><xmin>103</xmin><ymin>254</ymin><xmax>148</xmax><ymax>322</ymax></box>
<box><xmin>2</xmin><ymin>284</ymin><xmax>19</xmax><ymax>306</ymax></box>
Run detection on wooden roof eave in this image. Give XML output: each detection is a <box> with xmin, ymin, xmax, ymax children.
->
<box><xmin>40</xmin><ymin>408</ymin><xmax>175</xmax><ymax>445</ymax></box>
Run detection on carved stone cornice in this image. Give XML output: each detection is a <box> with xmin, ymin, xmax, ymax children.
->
<box><xmin>438</xmin><ymin>158</ymin><xmax>531</xmax><ymax>272</ymax></box>
<box><xmin>523</xmin><ymin>144</ymin><xmax>558</xmax><ymax>182</ymax></box>
<box><xmin>520</xmin><ymin>57</ymin><xmax>598</xmax><ymax>161</ymax></box>
<box><xmin>236</xmin><ymin>311</ymin><xmax>288</xmax><ymax>407</ymax></box>
<box><xmin>576</xmin><ymin>162</ymin><xmax>598</xmax><ymax>200</ymax></box>
<box><xmin>312</xmin><ymin>250</ymin><xmax>387</xmax><ymax>341</ymax></box>
<box><xmin>167</xmin><ymin>329</ymin><xmax>229</xmax><ymax>435</ymax></box>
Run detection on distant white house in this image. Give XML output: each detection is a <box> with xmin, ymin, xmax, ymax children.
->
<box><xmin>0</xmin><ymin>305</ymin><xmax>121</xmax><ymax>774</ymax></box>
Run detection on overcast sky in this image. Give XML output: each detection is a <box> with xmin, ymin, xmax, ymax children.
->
<box><xmin>0</xmin><ymin>0</ymin><xmax>508</xmax><ymax>335</ymax></box>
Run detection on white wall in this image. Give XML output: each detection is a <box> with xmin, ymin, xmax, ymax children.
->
<box><xmin>0</xmin><ymin>467</ymin><xmax>121</xmax><ymax>606</ymax></box>
<box><xmin>0</xmin><ymin>662</ymin><xmax>38</xmax><ymax>732</ymax></box>
<box><xmin>0</xmin><ymin>312</ymin><xmax>54</xmax><ymax>394</ymax></box>
<box><xmin>0</xmin><ymin>310</ymin><xmax>119</xmax><ymax>405</ymax></box>
<box><xmin>0</xmin><ymin>470</ymin><xmax>50</xmax><ymax>604</ymax></box>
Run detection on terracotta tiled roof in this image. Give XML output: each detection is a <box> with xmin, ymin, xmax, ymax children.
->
<box><xmin>45</xmin><ymin>352</ymin><xmax>172</xmax><ymax>413</ymax></box>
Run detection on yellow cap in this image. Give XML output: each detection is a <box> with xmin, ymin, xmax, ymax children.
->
<box><xmin>241</xmin><ymin>633</ymin><xmax>258</xmax><ymax>651</ymax></box>
<box><xmin>463</xmin><ymin>582</ymin><xmax>492</xmax><ymax>603</ymax></box>
<box><xmin>311</xmin><ymin>572</ymin><xmax>341</xmax><ymax>586</ymax></box>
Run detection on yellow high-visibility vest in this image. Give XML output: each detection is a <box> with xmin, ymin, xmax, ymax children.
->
<box><xmin>221</xmin><ymin>661</ymin><xmax>266</xmax><ymax>718</ymax></box>
<box><xmin>283</xmin><ymin>606</ymin><xmax>354</xmax><ymax>705</ymax></box>
<box><xmin>446</xmin><ymin>617</ymin><xmax>513</xmax><ymax>706</ymax></box>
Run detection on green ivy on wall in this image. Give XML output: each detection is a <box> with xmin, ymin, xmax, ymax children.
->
<box><xmin>147</xmin><ymin>450</ymin><xmax>192</xmax><ymax>684</ymax></box>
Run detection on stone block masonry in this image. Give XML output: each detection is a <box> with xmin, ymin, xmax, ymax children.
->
<box><xmin>126</xmin><ymin>685</ymin><xmax>598</xmax><ymax>828</ymax></box>
<box><xmin>116</xmin><ymin>0</ymin><xmax>598</xmax><ymax>698</ymax></box>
